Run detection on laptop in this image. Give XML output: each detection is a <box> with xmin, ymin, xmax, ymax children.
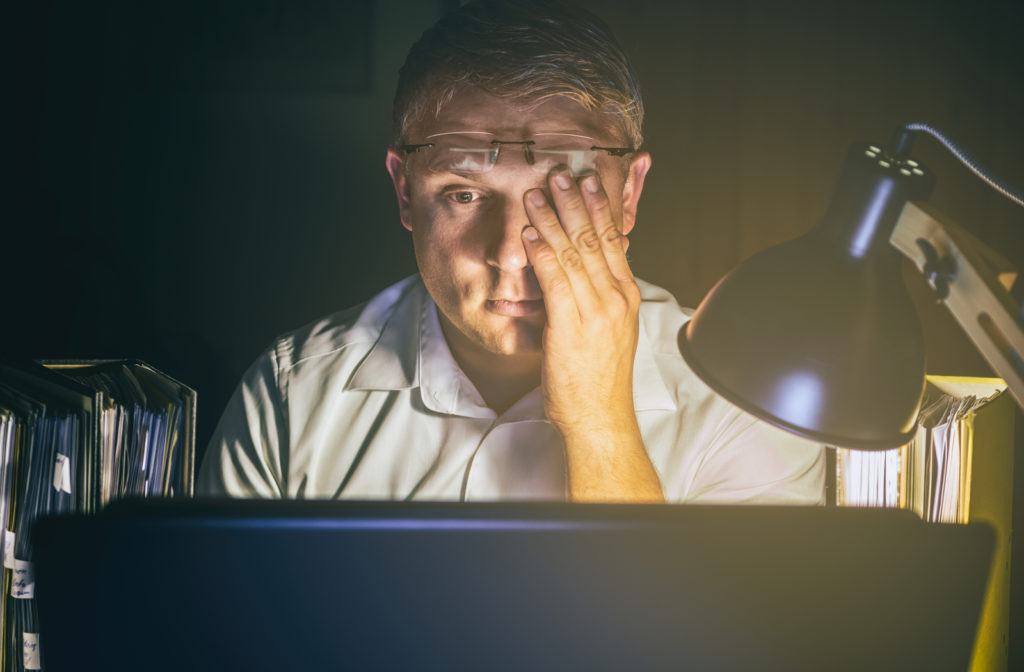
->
<box><xmin>32</xmin><ymin>500</ymin><xmax>993</xmax><ymax>671</ymax></box>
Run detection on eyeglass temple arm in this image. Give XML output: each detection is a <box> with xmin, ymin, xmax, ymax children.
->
<box><xmin>398</xmin><ymin>143</ymin><xmax>435</xmax><ymax>153</ymax></box>
<box><xmin>591</xmin><ymin>146</ymin><xmax>636</xmax><ymax>156</ymax></box>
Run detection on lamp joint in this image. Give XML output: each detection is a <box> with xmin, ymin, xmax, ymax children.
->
<box><xmin>916</xmin><ymin>238</ymin><xmax>957</xmax><ymax>301</ymax></box>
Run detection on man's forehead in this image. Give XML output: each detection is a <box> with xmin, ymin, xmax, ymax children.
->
<box><xmin>413</xmin><ymin>88</ymin><xmax>611</xmax><ymax>141</ymax></box>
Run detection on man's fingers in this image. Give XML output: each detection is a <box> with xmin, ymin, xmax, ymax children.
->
<box><xmin>524</xmin><ymin>186</ymin><xmax>602</xmax><ymax>313</ymax></box>
<box><xmin>545</xmin><ymin>170</ymin><xmax>622</xmax><ymax>295</ymax></box>
<box><xmin>577</xmin><ymin>173</ymin><xmax>635</xmax><ymax>286</ymax></box>
<box><xmin>521</xmin><ymin>223</ymin><xmax>580</xmax><ymax>327</ymax></box>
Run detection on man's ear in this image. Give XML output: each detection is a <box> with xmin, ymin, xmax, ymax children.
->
<box><xmin>620</xmin><ymin>151</ymin><xmax>652</xmax><ymax>236</ymax></box>
<box><xmin>386</xmin><ymin>149</ymin><xmax>413</xmax><ymax>231</ymax></box>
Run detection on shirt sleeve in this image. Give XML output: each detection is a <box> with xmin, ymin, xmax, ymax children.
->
<box><xmin>684</xmin><ymin>409</ymin><xmax>827</xmax><ymax>505</ymax></box>
<box><xmin>196</xmin><ymin>346</ymin><xmax>289</xmax><ymax>498</ymax></box>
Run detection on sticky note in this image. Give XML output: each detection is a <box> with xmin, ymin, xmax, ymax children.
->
<box><xmin>54</xmin><ymin>453</ymin><xmax>72</xmax><ymax>494</ymax></box>
<box><xmin>11</xmin><ymin>560</ymin><xmax>34</xmax><ymax>599</ymax></box>
<box><xmin>3</xmin><ymin>530</ymin><xmax>14</xmax><ymax>569</ymax></box>
<box><xmin>23</xmin><ymin>633</ymin><xmax>40</xmax><ymax>670</ymax></box>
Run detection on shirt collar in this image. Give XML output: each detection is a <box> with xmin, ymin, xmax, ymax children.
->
<box><xmin>347</xmin><ymin>278</ymin><xmax>676</xmax><ymax>416</ymax></box>
<box><xmin>633</xmin><ymin>314</ymin><xmax>678</xmax><ymax>412</ymax></box>
<box><xmin>345</xmin><ymin>280</ymin><xmax>422</xmax><ymax>392</ymax></box>
<box><xmin>417</xmin><ymin>294</ymin><xmax>494</xmax><ymax>418</ymax></box>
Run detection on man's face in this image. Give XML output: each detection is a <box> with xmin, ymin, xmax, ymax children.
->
<box><xmin>386</xmin><ymin>88</ymin><xmax>649</xmax><ymax>361</ymax></box>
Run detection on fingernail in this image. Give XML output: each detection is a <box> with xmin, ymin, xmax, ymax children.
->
<box><xmin>583</xmin><ymin>174</ymin><xmax>600</xmax><ymax>193</ymax></box>
<box><xmin>527</xmin><ymin>189</ymin><xmax>547</xmax><ymax>206</ymax></box>
<box><xmin>522</xmin><ymin>226</ymin><xmax>539</xmax><ymax>241</ymax></box>
<box><xmin>554</xmin><ymin>172</ymin><xmax>572</xmax><ymax>190</ymax></box>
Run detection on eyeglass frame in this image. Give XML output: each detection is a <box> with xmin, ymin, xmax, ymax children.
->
<box><xmin>398</xmin><ymin>131</ymin><xmax>636</xmax><ymax>172</ymax></box>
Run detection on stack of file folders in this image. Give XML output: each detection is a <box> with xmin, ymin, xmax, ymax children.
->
<box><xmin>833</xmin><ymin>376</ymin><xmax>1010</xmax><ymax>522</ymax></box>
<box><xmin>0</xmin><ymin>360</ymin><xmax>195</xmax><ymax>672</ymax></box>
<box><xmin>832</xmin><ymin>375</ymin><xmax>1014</xmax><ymax>672</ymax></box>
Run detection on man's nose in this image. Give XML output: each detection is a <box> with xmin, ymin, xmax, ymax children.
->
<box><xmin>485</xmin><ymin>196</ymin><xmax>534</xmax><ymax>272</ymax></box>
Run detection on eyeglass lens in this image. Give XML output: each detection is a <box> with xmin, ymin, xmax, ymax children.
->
<box><xmin>423</xmin><ymin>133</ymin><xmax>604</xmax><ymax>176</ymax></box>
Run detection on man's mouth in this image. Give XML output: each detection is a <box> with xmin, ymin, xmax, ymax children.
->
<box><xmin>487</xmin><ymin>299</ymin><xmax>545</xmax><ymax>317</ymax></box>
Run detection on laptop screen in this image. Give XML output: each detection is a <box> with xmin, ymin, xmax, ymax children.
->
<box><xmin>32</xmin><ymin>500</ymin><xmax>993</xmax><ymax>671</ymax></box>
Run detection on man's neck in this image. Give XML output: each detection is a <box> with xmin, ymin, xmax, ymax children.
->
<box><xmin>438</xmin><ymin>318</ymin><xmax>542</xmax><ymax>416</ymax></box>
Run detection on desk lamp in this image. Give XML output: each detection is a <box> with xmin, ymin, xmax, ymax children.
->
<box><xmin>678</xmin><ymin>123</ymin><xmax>1024</xmax><ymax>450</ymax></box>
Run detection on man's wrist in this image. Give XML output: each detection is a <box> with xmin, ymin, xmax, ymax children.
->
<box><xmin>557</xmin><ymin>415</ymin><xmax>638</xmax><ymax>450</ymax></box>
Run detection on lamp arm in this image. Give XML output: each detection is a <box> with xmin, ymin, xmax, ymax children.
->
<box><xmin>891</xmin><ymin>201</ymin><xmax>1024</xmax><ymax>411</ymax></box>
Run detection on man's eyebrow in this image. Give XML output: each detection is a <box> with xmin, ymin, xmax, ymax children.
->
<box><xmin>422</xmin><ymin>130</ymin><xmax>599</xmax><ymax>142</ymax></box>
<box><xmin>425</xmin><ymin>130</ymin><xmax>494</xmax><ymax>139</ymax></box>
<box><xmin>422</xmin><ymin>165</ymin><xmax>484</xmax><ymax>179</ymax></box>
<box><xmin>534</xmin><ymin>131</ymin><xmax>595</xmax><ymax>140</ymax></box>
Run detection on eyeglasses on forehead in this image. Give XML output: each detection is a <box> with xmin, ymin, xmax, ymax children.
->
<box><xmin>399</xmin><ymin>131</ymin><xmax>635</xmax><ymax>175</ymax></box>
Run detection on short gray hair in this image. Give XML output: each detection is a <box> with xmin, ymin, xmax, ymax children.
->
<box><xmin>392</xmin><ymin>0</ymin><xmax>644</xmax><ymax>149</ymax></box>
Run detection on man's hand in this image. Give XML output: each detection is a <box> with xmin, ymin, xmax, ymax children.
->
<box><xmin>521</xmin><ymin>169</ymin><xmax>664</xmax><ymax>502</ymax></box>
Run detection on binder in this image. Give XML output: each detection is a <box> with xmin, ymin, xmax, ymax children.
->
<box><xmin>0</xmin><ymin>361</ymin><xmax>101</xmax><ymax>672</ymax></box>
<box><xmin>44</xmin><ymin>360</ymin><xmax>196</xmax><ymax>501</ymax></box>
<box><xmin>0</xmin><ymin>359</ymin><xmax>195</xmax><ymax>672</ymax></box>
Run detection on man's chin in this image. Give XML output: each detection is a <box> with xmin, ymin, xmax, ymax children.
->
<box><xmin>480</xmin><ymin>321</ymin><xmax>544</xmax><ymax>357</ymax></box>
<box><xmin>440</xmin><ymin>306</ymin><xmax>545</xmax><ymax>358</ymax></box>
<box><xmin>486</xmin><ymin>335</ymin><xmax>544</xmax><ymax>358</ymax></box>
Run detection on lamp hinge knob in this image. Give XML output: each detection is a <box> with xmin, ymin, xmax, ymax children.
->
<box><xmin>916</xmin><ymin>238</ymin><xmax>957</xmax><ymax>301</ymax></box>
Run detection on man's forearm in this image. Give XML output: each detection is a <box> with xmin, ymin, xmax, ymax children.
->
<box><xmin>561</xmin><ymin>417</ymin><xmax>664</xmax><ymax>503</ymax></box>
<box><xmin>520</xmin><ymin>160</ymin><xmax>660</xmax><ymax>503</ymax></box>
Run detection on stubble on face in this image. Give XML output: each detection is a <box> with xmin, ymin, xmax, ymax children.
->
<box><xmin>413</xmin><ymin>219</ymin><xmax>547</xmax><ymax>359</ymax></box>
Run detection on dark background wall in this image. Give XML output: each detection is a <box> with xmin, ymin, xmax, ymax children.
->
<box><xmin>4</xmin><ymin>0</ymin><xmax>1024</xmax><ymax>660</ymax></box>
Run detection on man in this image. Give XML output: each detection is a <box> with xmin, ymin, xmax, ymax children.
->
<box><xmin>198</xmin><ymin>0</ymin><xmax>825</xmax><ymax>503</ymax></box>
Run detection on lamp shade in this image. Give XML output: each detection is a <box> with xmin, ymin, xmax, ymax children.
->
<box><xmin>678</xmin><ymin>142</ymin><xmax>936</xmax><ymax>450</ymax></box>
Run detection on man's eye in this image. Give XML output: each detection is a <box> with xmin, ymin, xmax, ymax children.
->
<box><xmin>447</xmin><ymin>191</ymin><xmax>481</xmax><ymax>204</ymax></box>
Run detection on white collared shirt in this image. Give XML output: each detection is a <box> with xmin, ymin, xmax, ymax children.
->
<box><xmin>198</xmin><ymin>275</ymin><xmax>825</xmax><ymax>503</ymax></box>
